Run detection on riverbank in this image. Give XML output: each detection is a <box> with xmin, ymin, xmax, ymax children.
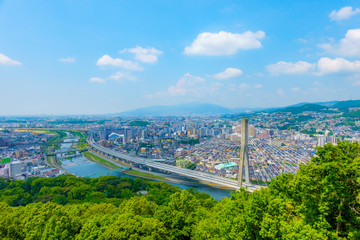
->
<box><xmin>45</xmin><ymin>155</ymin><xmax>74</xmax><ymax>176</ymax></box>
<box><xmin>82</xmin><ymin>151</ymin><xmax>119</xmax><ymax>169</ymax></box>
<box><xmin>43</xmin><ymin>134</ymin><xmax>231</xmax><ymax>200</ymax></box>
<box><xmin>83</xmin><ymin>150</ymin><xmax>171</xmax><ymax>180</ymax></box>
<box><xmin>86</xmin><ymin>149</ymin><xmax>235</xmax><ymax>190</ymax></box>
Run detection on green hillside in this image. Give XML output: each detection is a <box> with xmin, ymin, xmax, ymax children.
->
<box><xmin>279</xmin><ymin>103</ymin><xmax>331</xmax><ymax>114</ymax></box>
<box><xmin>332</xmin><ymin>100</ymin><xmax>360</xmax><ymax>109</ymax></box>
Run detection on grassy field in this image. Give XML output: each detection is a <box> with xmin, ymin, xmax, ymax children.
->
<box><xmin>83</xmin><ymin>151</ymin><xmax>118</xmax><ymax>168</ymax></box>
<box><xmin>71</xmin><ymin>130</ymin><xmax>87</xmax><ymax>141</ymax></box>
<box><xmin>48</xmin><ymin>131</ymin><xmax>67</xmax><ymax>143</ymax></box>
<box><xmin>70</xmin><ymin>131</ymin><xmax>88</xmax><ymax>149</ymax></box>
<box><xmin>126</xmin><ymin>170</ymin><xmax>166</xmax><ymax>180</ymax></box>
<box><xmin>76</xmin><ymin>142</ymin><xmax>88</xmax><ymax>149</ymax></box>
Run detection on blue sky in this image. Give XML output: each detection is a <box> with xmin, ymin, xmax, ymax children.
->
<box><xmin>1</xmin><ymin>0</ymin><xmax>360</xmax><ymax>115</ymax></box>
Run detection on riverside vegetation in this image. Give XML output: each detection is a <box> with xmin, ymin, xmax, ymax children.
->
<box><xmin>0</xmin><ymin>141</ymin><xmax>359</xmax><ymax>239</ymax></box>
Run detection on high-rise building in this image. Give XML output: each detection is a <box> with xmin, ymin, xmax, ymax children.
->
<box><xmin>266</xmin><ymin>129</ymin><xmax>274</xmax><ymax>136</ymax></box>
<box><xmin>0</xmin><ymin>138</ymin><xmax>7</xmax><ymax>147</ymax></box>
<box><xmin>234</xmin><ymin>125</ymin><xmax>242</xmax><ymax>133</ymax></box>
<box><xmin>199</xmin><ymin>127</ymin><xmax>207</xmax><ymax>137</ymax></box>
<box><xmin>317</xmin><ymin>137</ymin><xmax>326</xmax><ymax>147</ymax></box>
<box><xmin>15</xmin><ymin>150</ymin><xmax>22</xmax><ymax>159</ymax></box>
<box><xmin>0</xmin><ymin>165</ymin><xmax>9</xmax><ymax>178</ymax></box>
<box><xmin>9</xmin><ymin>161</ymin><xmax>22</xmax><ymax>178</ymax></box>
<box><xmin>249</xmin><ymin>125</ymin><xmax>256</xmax><ymax>137</ymax></box>
<box><xmin>326</xmin><ymin>135</ymin><xmax>337</xmax><ymax>145</ymax></box>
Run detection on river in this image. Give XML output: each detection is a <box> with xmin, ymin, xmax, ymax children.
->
<box><xmin>60</xmin><ymin>137</ymin><xmax>231</xmax><ymax>200</ymax></box>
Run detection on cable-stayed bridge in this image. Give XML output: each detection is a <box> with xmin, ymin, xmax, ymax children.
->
<box><xmin>87</xmin><ymin>126</ymin><xmax>262</xmax><ymax>192</ymax></box>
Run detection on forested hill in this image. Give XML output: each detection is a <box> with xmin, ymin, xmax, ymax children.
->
<box><xmin>275</xmin><ymin>100</ymin><xmax>360</xmax><ymax>114</ymax></box>
<box><xmin>278</xmin><ymin>103</ymin><xmax>331</xmax><ymax>114</ymax></box>
<box><xmin>0</xmin><ymin>141</ymin><xmax>360</xmax><ymax>239</ymax></box>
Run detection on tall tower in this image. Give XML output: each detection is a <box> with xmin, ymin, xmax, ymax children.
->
<box><xmin>238</xmin><ymin>118</ymin><xmax>250</xmax><ymax>188</ymax></box>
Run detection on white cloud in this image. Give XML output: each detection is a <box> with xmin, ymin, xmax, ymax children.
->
<box><xmin>213</xmin><ymin>67</ymin><xmax>243</xmax><ymax>79</ymax></box>
<box><xmin>292</xmin><ymin>87</ymin><xmax>301</xmax><ymax>91</ymax></box>
<box><xmin>318</xmin><ymin>29</ymin><xmax>360</xmax><ymax>57</ymax></box>
<box><xmin>0</xmin><ymin>53</ymin><xmax>21</xmax><ymax>66</ymax></box>
<box><xmin>168</xmin><ymin>73</ymin><xmax>205</xmax><ymax>96</ymax></box>
<box><xmin>317</xmin><ymin>57</ymin><xmax>360</xmax><ymax>75</ymax></box>
<box><xmin>297</xmin><ymin>38</ymin><xmax>308</xmax><ymax>44</ymax></box>
<box><xmin>266</xmin><ymin>61</ymin><xmax>315</xmax><ymax>75</ymax></box>
<box><xmin>96</xmin><ymin>55</ymin><xmax>143</xmax><ymax>71</ymax></box>
<box><xmin>207</xmin><ymin>82</ymin><xmax>224</xmax><ymax>94</ymax></box>
<box><xmin>148</xmin><ymin>73</ymin><xmax>207</xmax><ymax>98</ymax></box>
<box><xmin>277</xmin><ymin>88</ymin><xmax>284</xmax><ymax>96</ymax></box>
<box><xmin>267</xmin><ymin>57</ymin><xmax>360</xmax><ymax>76</ymax></box>
<box><xmin>254</xmin><ymin>84</ymin><xmax>263</xmax><ymax>88</ymax></box>
<box><xmin>329</xmin><ymin>6</ymin><xmax>360</xmax><ymax>21</ymax></box>
<box><xmin>184</xmin><ymin>30</ymin><xmax>265</xmax><ymax>56</ymax></box>
<box><xmin>59</xmin><ymin>57</ymin><xmax>75</xmax><ymax>63</ymax></box>
<box><xmin>90</xmin><ymin>77</ymin><xmax>105</xmax><ymax>83</ymax></box>
<box><xmin>109</xmin><ymin>72</ymin><xmax>137</xmax><ymax>82</ymax></box>
<box><xmin>123</xmin><ymin>46</ymin><xmax>163</xmax><ymax>63</ymax></box>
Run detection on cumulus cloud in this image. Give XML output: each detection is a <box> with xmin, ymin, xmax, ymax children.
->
<box><xmin>317</xmin><ymin>57</ymin><xmax>360</xmax><ymax>75</ymax></box>
<box><xmin>267</xmin><ymin>57</ymin><xmax>360</xmax><ymax>75</ymax></box>
<box><xmin>329</xmin><ymin>6</ymin><xmax>360</xmax><ymax>21</ymax></box>
<box><xmin>254</xmin><ymin>84</ymin><xmax>263</xmax><ymax>88</ymax></box>
<box><xmin>318</xmin><ymin>29</ymin><xmax>360</xmax><ymax>57</ymax></box>
<box><xmin>96</xmin><ymin>55</ymin><xmax>143</xmax><ymax>71</ymax></box>
<box><xmin>266</xmin><ymin>61</ymin><xmax>315</xmax><ymax>75</ymax></box>
<box><xmin>122</xmin><ymin>46</ymin><xmax>163</xmax><ymax>63</ymax></box>
<box><xmin>147</xmin><ymin>73</ymin><xmax>208</xmax><ymax>98</ymax></box>
<box><xmin>213</xmin><ymin>67</ymin><xmax>243</xmax><ymax>79</ymax></box>
<box><xmin>184</xmin><ymin>30</ymin><xmax>265</xmax><ymax>56</ymax></box>
<box><xmin>292</xmin><ymin>87</ymin><xmax>301</xmax><ymax>91</ymax></box>
<box><xmin>0</xmin><ymin>53</ymin><xmax>21</xmax><ymax>66</ymax></box>
<box><xmin>59</xmin><ymin>57</ymin><xmax>75</xmax><ymax>63</ymax></box>
<box><xmin>168</xmin><ymin>73</ymin><xmax>205</xmax><ymax>96</ymax></box>
<box><xmin>109</xmin><ymin>72</ymin><xmax>137</xmax><ymax>82</ymax></box>
<box><xmin>90</xmin><ymin>77</ymin><xmax>105</xmax><ymax>83</ymax></box>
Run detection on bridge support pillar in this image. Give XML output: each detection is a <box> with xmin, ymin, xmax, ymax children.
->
<box><xmin>238</xmin><ymin>118</ymin><xmax>250</xmax><ymax>188</ymax></box>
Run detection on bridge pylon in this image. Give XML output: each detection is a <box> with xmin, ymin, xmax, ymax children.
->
<box><xmin>238</xmin><ymin>118</ymin><xmax>250</xmax><ymax>188</ymax></box>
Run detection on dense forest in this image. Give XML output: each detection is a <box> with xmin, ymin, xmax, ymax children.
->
<box><xmin>0</xmin><ymin>141</ymin><xmax>360</xmax><ymax>239</ymax></box>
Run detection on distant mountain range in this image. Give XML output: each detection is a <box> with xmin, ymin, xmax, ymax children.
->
<box><xmin>119</xmin><ymin>103</ymin><xmax>235</xmax><ymax>116</ymax></box>
<box><xmin>117</xmin><ymin>100</ymin><xmax>360</xmax><ymax>117</ymax></box>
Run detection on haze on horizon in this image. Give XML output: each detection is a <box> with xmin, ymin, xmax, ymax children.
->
<box><xmin>1</xmin><ymin>0</ymin><xmax>360</xmax><ymax>115</ymax></box>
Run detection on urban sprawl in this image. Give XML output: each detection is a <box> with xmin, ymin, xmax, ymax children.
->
<box><xmin>1</xmin><ymin>108</ymin><xmax>359</xmax><ymax>184</ymax></box>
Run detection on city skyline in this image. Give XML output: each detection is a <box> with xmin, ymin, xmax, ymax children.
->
<box><xmin>1</xmin><ymin>1</ymin><xmax>360</xmax><ymax>115</ymax></box>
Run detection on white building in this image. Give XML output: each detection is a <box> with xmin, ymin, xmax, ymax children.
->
<box><xmin>9</xmin><ymin>161</ymin><xmax>22</xmax><ymax>178</ymax></box>
<box><xmin>0</xmin><ymin>164</ymin><xmax>9</xmax><ymax>178</ymax></box>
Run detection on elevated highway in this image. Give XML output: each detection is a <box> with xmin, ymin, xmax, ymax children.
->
<box><xmin>87</xmin><ymin>136</ymin><xmax>262</xmax><ymax>192</ymax></box>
